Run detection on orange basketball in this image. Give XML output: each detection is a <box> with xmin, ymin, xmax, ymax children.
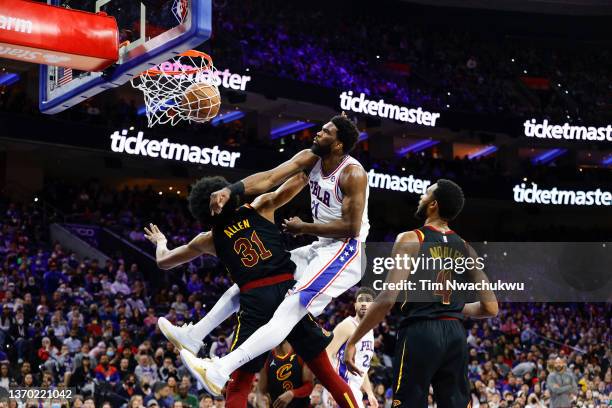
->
<box><xmin>180</xmin><ymin>82</ymin><xmax>221</xmax><ymax>121</ymax></box>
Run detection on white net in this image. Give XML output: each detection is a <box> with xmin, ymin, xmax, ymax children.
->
<box><xmin>131</xmin><ymin>51</ymin><xmax>221</xmax><ymax>127</ymax></box>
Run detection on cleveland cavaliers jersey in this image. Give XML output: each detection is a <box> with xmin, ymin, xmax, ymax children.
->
<box><xmin>266</xmin><ymin>350</ymin><xmax>309</xmax><ymax>408</ymax></box>
<box><xmin>211</xmin><ymin>205</ymin><xmax>296</xmax><ymax>288</ymax></box>
<box><xmin>335</xmin><ymin>317</ymin><xmax>374</xmax><ymax>388</ymax></box>
<box><xmin>308</xmin><ymin>156</ymin><xmax>370</xmax><ymax>241</ymax></box>
<box><xmin>400</xmin><ymin>225</ymin><xmax>470</xmax><ymax>326</ymax></box>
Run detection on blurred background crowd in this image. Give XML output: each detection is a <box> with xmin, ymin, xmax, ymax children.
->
<box><xmin>0</xmin><ymin>184</ymin><xmax>610</xmax><ymax>407</ymax></box>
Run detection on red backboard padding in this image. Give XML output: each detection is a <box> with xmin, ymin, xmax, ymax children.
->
<box><xmin>0</xmin><ymin>0</ymin><xmax>118</xmax><ymax>71</ymax></box>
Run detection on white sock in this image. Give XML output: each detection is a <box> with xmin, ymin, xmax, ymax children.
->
<box><xmin>190</xmin><ymin>284</ymin><xmax>241</xmax><ymax>341</ymax></box>
<box><xmin>216</xmin><ymin>293</ymin><xmax>307</xmax><ymax>378</ymax></box>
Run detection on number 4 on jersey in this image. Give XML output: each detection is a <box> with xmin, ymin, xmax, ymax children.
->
<box><xmin>434</xmin><ymin>269</ymin><xmax>453</xmax><ymax>305</ymax></box>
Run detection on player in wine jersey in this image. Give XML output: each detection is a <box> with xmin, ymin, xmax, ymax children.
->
<box><xmin>258</xmin><ymin>340</ymin><xmax>313</xmax><ymax>408</ymax></box>
<box><xmin>344</xmin><ymin>180</ymin><xmax>498</xmax><ymax>408</ymax></box>
<box><xmin>324</xmin><ymin>287</ymin><xmax>377</xmax><ymax>408</ymax></box>
<box><xmin>145</xmin><ymin>174</ymin><xmax>360</xmax><ymax>408</ymax></box>
<box><xmin>173</xmin><ymin>112</ymin><xmax>369</xmax><ymax>396</ymax></box>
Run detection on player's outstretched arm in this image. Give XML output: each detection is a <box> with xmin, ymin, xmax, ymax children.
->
<box><xmin>344</xmin><ymin>231</ymin><xmax>419</xmax><ymax>375</ymax></box>
<box><xmin>325</xmin><ymin>318</ymin><xmax>353</xmax><ymax>362</ymax></box>
<box><xmin>144</xmin><ymin>223</ymin><xmax>216</xmax><ymax>270</ymax></box>
<box><xmin>461</xmin><ymin>244</ymin><xmax>499</xmax><ymax>319</ymax></box>
<box><xmin>210</xmin><ymin>149</ymin><xmax>318</xmax><ymax>215</ymax></box>
<box><xmin>251</xmin><ymin>172</ymin><xmax>309</xmax><ymax>221</ymax></box>
<box><xmin>283</xmin><ymin>165</ymin><xmax>367</xmax><ymax>239</ymax></box>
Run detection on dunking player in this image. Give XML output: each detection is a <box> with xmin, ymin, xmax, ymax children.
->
<box><xmin>324</xmin><ymin>288</ymin><xmax>377</xmax><ymax>408</ymax></box>
<box><xmin>174</xmin><ymin>112</ymin><xmax>369</xmax><ymax>396</ymax></box>
<box><xmin>145</xmin><ymin>174</ymin><xmax>360</xmax><ymax>408</ymax></box>
<box><xmin>258</xmin><ymin>340</ymin><xmax>314</xmax><ymax>408</ymax></box>
<box><xmin>344</xmin><ymin>180</ymin><xmax>498</xmax><ymax>408</ymax></box>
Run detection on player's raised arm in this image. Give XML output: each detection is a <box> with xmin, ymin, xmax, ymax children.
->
<box><xmin>144</xmin><ymin>224</ymin><xmax>216</xmax><ymax>270</ymax></box>
<box><xmin>210</xmin><ymin>149</ymin><xmax>318</xmax><ymax>215</ymax></box>
<box><xmin>283</xmin><ymin>164</ymin><xmax>367</xmax><ymax>238</ymax></box>
<box><xmin>461</xmin><ymin>243</ymin><xmax>499</xmax><ymax>319</ymax></box>
<box><xmin>344</xmin><ymin>231</ymin><xmax>419</xmax><ymax>375</ymax></box>
<box><xmin>250</xmin><ymin>172</ymin><xmax>309</xmax><ymax>221</ymax></box>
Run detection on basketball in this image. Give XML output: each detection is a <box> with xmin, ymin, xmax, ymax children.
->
<box><xmin>180</xmin><ymin>82</ymin><xmax>221</xmax><ymax>121</ymax></box>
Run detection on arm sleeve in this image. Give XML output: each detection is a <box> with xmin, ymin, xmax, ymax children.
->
<box><xmin>291</xmin><ymin>380</ymin><xmax>314</xmax><ymax>398</ymax></box>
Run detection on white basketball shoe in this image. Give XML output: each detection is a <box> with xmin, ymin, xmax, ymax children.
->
<box><xmin>157</xmin><ymin>317</ymin><xmax>203</xmax><ymax>355</ymax></box>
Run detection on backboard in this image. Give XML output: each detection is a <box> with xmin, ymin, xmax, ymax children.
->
<box><xmin>39</xmin><ymin>0</ymin><xmax>211</xmax><ymax>114</ymax></box>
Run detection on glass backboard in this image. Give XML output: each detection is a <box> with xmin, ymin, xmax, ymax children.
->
<box><xmin>39</xmin><ymin>0</ymin><xmax>211</xmax><ymax>114</ymax></box>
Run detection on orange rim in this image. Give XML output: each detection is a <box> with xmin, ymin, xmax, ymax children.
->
<box><xmin>142</xmin><ymin>50</ymin><xmax>214</xmax><ymax>77</ymax></box>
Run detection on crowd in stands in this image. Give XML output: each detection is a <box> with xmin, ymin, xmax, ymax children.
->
<box><xmin>213</xmin><ymin>0</ymin><xmax>611</xmax><ymax>123</ymax></box>
<box><xmin>1</xmin><ymin>176</ymin><xmax>610</xmax><ymax>407</ymax></box>
<box><xmin>0</xmin><ymin>195</ymin><xmax>233</xmax><ymax>408</ymax></box>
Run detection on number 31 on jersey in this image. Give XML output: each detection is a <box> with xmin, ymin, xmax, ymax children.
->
<box><xmin>234</xmin><ymin>231</ymin><xmax>273</xmax><ymax>267</ymax></box>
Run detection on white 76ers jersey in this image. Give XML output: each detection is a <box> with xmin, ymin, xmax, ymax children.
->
<box><xmin>308</xmin><ymin>156</ymin><xmax>370</xmax><ymax>241</ymax></box>
<box><xmin>336</xmin><ymin>317</ymin><xmax>375</xmax><ymax>389</ymax></box>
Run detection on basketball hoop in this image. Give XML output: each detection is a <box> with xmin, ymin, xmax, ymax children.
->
<box><xmin>131</xmin><ymin>50</ymin><xmax>221</xmax><ymax>127</ymax></box>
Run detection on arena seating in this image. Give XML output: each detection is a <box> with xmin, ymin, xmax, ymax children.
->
<box><xmin>0</xmin><ymin>189</ymin><xmax>609</xmax><ymax>407</ymax></box>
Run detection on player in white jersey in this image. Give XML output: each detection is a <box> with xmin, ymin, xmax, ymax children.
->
<box><xmin>161</xmin><ymin>113</ymin><xmax>369</xmax><ymax>396</ymax></box>
<box><xmin>324</xmin><ymin>288</ymin><xmax>378</xmax><ymax>408</ymax></box>
<box><xmin>288</xmin><ymin>146</ymin><xmax>369</xmax><ymax>315</ymax></box>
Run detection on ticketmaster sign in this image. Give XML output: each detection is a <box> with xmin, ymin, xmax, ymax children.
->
<box><xmin>339</xmin><ymin>91</ymin><xmax>441</xmax><ymax>127</ymax></box>
<box><xmin>110</xmin><ymin>130</ymin><xmax>241</xmax><ymax>168</ymax></box>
